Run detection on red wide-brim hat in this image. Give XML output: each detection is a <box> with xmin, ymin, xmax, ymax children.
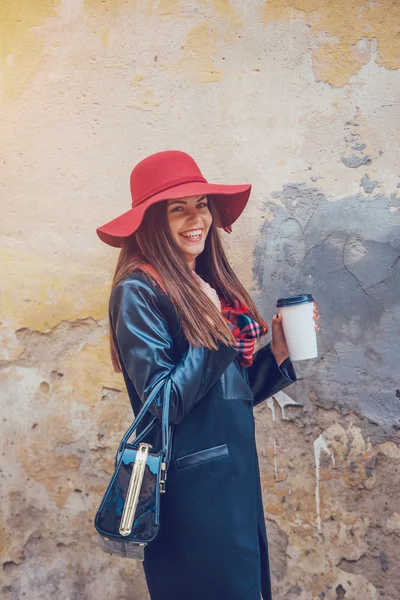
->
<box><xmin>96</xmin><ymin>150</ymin><xmax>252</xmax><ymax>247</ymax></box>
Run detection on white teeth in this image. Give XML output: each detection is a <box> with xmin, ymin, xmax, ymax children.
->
<box><xmin>181</xmin><ymin>230</ymin><xmax>202</xmax><ymax>239</ymax></box>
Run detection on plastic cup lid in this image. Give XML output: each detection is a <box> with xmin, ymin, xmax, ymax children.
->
<box><xmin>276</xmin><ymin>294</ymin><xmax>314</xmax><ymax>307</ymax></box>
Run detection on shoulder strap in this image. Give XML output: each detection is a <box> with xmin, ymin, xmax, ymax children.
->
<box><xmin>119</xmin><ymin>377</ymin><xmax>172</xmax><ymax>458</ymax></box>
<box><xmin>109</xmin><ymin>295</ymin><xmax>173</xmax><ymax>463</ymax></box>
<box><xmin>120</xmin><ymin>377</ymin><xmax>165</xmax><ymax>446</ymax></box>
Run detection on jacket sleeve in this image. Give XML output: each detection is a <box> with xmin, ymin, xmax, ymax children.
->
<box><xmin>247</xmin><ymin>342</ymin><xmax>297</xmax><ymax>406</ymax></box>
<box><xmin>110</xmin><ymin>276</ymin><xmax>238</xmax><ymax>426</ymax></box>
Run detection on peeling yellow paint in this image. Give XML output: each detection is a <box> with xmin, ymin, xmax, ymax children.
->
<box><xmin>0</xmin><ymin>0</ymin><xmax>59</xmax><ymax>103</ymax></box>
<box><xmin>127</xmin><ymin>80</ymin><xmax>162</xmax><ymax>111</ymax></box>
<box><xmin>366</xmin><ymin>0</ymin><xmax>400</xmax><ymax>70</ymax></box>
<box><xmin>208</xmin><ymin>0</ymin><xmax>241</xmax><ymax>26</ymax></box>
<box><xmin>312</xmin><ymin>40</ymin><xmax>369</xmax><ymax>88</ymax></box>
<box><xmin>94</xmin><ymin>454</ymin><xmax>116</xmax><ymax>476</ymax></box>
<box><xmin>0</xmin><ymin>250</ymin><xmax>109</xmax><ymax>331</ymax></box>
<box><xmin>62</xmin><ymin>335</ymin><xmax>124</xmax><ymax>408</ymax></box>
<box><xmin>261</xmin><ymin>0</ymin><xmax>400</xmax><ymax>86</ymax></box>
<box><xmin>143</xmin><ymin>0</ymin><xmax>181</xmax><ymax>17</ymax></box>
<box><xmin>100</xmin><ymin>28</ymin><xmax>109</xmax><ymax>48</ymax></box>
<box><xmin>0</xmin><ymin>0</ymin><xmax>243</xmax><ymax>99</ymax></box>
<box><xmin>84</xmin><ymin>0</ymin><xmax>137</xmax><ymax>13</ymax></box>
<box><xmin>84</xmin><ymin>0</ymin><xmax>240</xmax><ymax>24</ymax></box>
<box><xmin>141</xmin><ymin>0</ymin><xmax>240</xmax><ymax>24</ymax></box>
<box><xmin>174</xmin><ymin>2</ymin><xmax>241</xmax><ymax>81</ymax></box>
<box><xmin>260</xmin><ymin>0</ymin><xmax>317</xmax><ymax>24</ymax></box>
<box><xmin>132</xmin><ymin>73</ymin><xmax>145</xmax><ymax>83</ymax></box>
<box><xmin>177</xmin><ymin>23</ymin><xmax>222</xmax><ymax>83</ymax></box>
<box><xmin>20</xmin><ymin>443</ymin><xmax>81</xmax><ymax>508</ymax></box>
<box><xmin>104</xmin><ymin>62</ymin><xmax>136</xmax><ymax>69</ymax></box>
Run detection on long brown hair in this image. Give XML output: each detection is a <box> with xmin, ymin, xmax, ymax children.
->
<box><xmin>109</xmin><ymin>199</ymin><xmax>265</xmax><ymax>372</ymax></box>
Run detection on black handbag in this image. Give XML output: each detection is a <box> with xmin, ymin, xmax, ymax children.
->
<box><xmin>94</xmin><ymin>378</ymin><xmax>172</xmax><ymax>559</ymax></box>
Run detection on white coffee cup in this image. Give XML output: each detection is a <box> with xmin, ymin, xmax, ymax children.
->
<box><xmin>277</xmin><ymin>294</ymin><xmax>318</xmax><ymax>361</ymax></box>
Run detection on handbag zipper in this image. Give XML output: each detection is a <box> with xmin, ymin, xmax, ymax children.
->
<box><xmin>119</xmin><ymin>443</ymin><xmax>152</xmax><ymax>536</ymax></box>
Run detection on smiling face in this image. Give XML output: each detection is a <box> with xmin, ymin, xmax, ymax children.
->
<box><xmin>167</xmin><ymin>195</ymin><xmax>212</xmax><ymax>269</ymax></box>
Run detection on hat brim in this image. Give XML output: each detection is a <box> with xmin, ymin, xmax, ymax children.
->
<box><xmin>96</xmin><ymin>181</ymin><xmax>251</xmax><ymax>247</ymax></box>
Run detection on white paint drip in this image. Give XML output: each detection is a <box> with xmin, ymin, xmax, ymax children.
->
<box><xmin>266</xmin><ymin>392</ymin><xmax>299</xmax><ymax>481</ymax></box>
<box><xmin>273</xmin><ymin>439</ymin><xmax>278</xmax><ymax>480</ymax></box>
<box><xmin>273</xmin><ymin>391</ymin><xmax>299</xmax><ymax>420</ymax></box>
<box><xmin>314</xmin><ymin>435</ymin><xmax>335</xmax><ymax>533</ymax></box>
<box><xmin>266</xmin><ymin>397</ymin><xmax>276</xmax><ymax>421</ymax></box>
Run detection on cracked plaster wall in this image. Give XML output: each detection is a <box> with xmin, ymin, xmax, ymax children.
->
<box><xmin>1</xmin><ymin>1</ymin><xmax>399</xmax><ymax>599</ymax></box>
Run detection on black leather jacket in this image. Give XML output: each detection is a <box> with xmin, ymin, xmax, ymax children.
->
<box><xmin>110</xmin><ymin>271</ymin><xmax>296</xmax><ymax>426</ymax></box>
<box><xmin>109</xmin><ymin>270</ymin><xmax>297</xmax><ymax>600</ymax></box>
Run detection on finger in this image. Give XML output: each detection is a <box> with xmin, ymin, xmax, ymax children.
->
<box><xmin>315</xmin><ymin>325</ymin><xmax>320</xmax><ymax>332</ymax></box>
<box><xmin>273</xmin><ymin>312</ymin><xmax>282</xmax><ymax>324</ymax></box>
<box><xmin>313</xmin><ymin>314</ymin><xmax>319</xmax><ymax>321</ymax></box>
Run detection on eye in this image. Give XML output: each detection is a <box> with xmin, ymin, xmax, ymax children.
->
<box><xmin>170</xmin><ymin>206</ymin><xmax>183</xmax><ymax>213</ymax></box>
<box><xmin>197</xmin><ymin>202</ymin><xmax>208</xmax><ymax>209</ymax></box>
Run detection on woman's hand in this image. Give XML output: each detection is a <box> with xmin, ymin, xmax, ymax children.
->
<box><xmin>271</xmin><ymin>302</ymin><xmax>319</xmax><ymax>366</ymax></box>
<box><xmin>271</xmin><ymin>313</ymin><xmax>289</xmax><ymax>366</ymax></box>
<box><xmin>313</xmin><ymin>302</ymin><xmax>320</xmax><ymax>333</ymax></box>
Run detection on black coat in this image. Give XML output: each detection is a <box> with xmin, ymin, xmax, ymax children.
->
<box><xmin>110</xmin><ymin>272</ymin><xmax>297</xmax><ymax>600</ymax></box>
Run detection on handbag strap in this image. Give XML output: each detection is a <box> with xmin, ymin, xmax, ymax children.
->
<box><xmin>119</xmin><ymin>376</ymin><xmax>172</xmax><ymax>461</ymax></box>
<box><xmin>110</xmin><ymin>311</ymin><xmax>172</xmax><ymax>462</ymax></box>
<box><xmin>131</xmin><ymin>416</ymin><xmax>157</xmax><ymax>446</ymax></box>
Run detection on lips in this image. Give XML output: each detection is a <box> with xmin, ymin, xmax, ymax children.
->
<box><xmin>179</xmin><ymin>228</ymin><xmax>203</xmax><ymax>242</ymax></box>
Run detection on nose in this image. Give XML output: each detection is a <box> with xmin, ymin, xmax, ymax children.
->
<box><xmin>186</xmin><ymin>205</ymin><xmax>198</xmax><ymax>222</ymax></box>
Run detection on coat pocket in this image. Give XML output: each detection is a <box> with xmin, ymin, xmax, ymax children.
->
<box><xmin>176</xmin><ymin>444</ymin><xmax>229</xmax><ymax>470</ymax></box>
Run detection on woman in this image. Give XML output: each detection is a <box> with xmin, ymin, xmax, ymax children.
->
<box><xmin>96</xmin><ymin>150</ymin><xmax>319</xmax><ymax>600</ymax></box>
